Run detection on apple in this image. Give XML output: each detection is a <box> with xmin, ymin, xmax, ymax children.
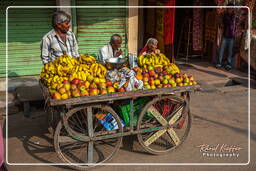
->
<box><xmin>89</xmin><ymin>88</ymin><xmax>99</xmax><ymax>96</ymax></box>
<box><xmin>93</xmin><ymin>77</ymin><xmax>100</xmax><ymax>85</ymax></box>
<box><xmin>98</xmin><ymin>82</ymin><xmax>107</xmax><ymax>90</ymax></box>
<box><xmin>175</xmin><ymin>73</ymin><xmax>181</xmax><ymax>78</ymax></box>
<box><xmin>183</xmin><ymin>78</ymin><xmax>190</xmax><ymax>83</ymax></box>
<box><xmin>80</xmin><ymin>90</ymin><xmax>89</xmax><ymax>96</ymax></box>
<box><xmin>71</xmin><ymin>84</ymin><xmax>77</xmax><ymax>90</ymax></box>
<box><xmin>188</xmin><ymin>75</ymin><xmax>194</xmax><ymax>81</ymax></box>
<box><xmin>106</xmin><ymin>81</ymin><xmax>113</xmax><ymax>87</ymax></box>
<box><xmin>159</xmin><ymin>75</ymin><xmax>164</xmax><ymax>82</ymax></box>
<box><xmin>151</xmin><ymin>85</ymin><xmax>156</xmax><ymax>89</ymax></box>
<box><xmin>183</xmin><ymin>74</ymin><xmax>188</xmax><ymax>78</ymax></box>
<box><xmin>155</xmin><ymin>67</ymin><xmax>163</xmax><ymax>73</ymax></box>
<box><xmin>166</xmin><ymin>84</ymin><xmax>171</xmax><ymax>88</ymax></box>
<box><xmin>148</xmin><ymin>65</ymin><xmax>154</xmax><ymax>71</ymax></box>
<box><xmin>89</xmin><ymin>82</ymin><xmax>97</xmax><ymax>89</ymax></box>
<box><xmin>168</xmin><ymin>74</ymin><xmax>173</xmax><ymax>79</ymax></box>
<box><xmin>162</xmin><ymin>79</ymin><xmax>168</xmax><ymax>85</ymax></box>
<box><xmin>164</xmin><ymin>75</ymin><xmax>170</xmax><ymax>80</ymax></box>
<box><xmin>171</xmin><ymin>82</ymin><xmax>177</xmax><ymax>87</ymax></box>
<box><xmin>154</xmin><ymin>73</ymin><xmax>159</xmax><ymax>79</ymax></box>
<box><xmin>163</xmin><ymin>84</ymin><xmax>169</xmax><ymax>88</ymax></box>
<box><xmin>149</xmin><ymin>77</ymin><xmax>154</xmax><ymax>81</ymax></box>
<box><xmin>192</xmin><ymin>81</ymin><xmax>197</xmax><ymax>85</ymax></box>
<box><xmin>78</xmin><ymin>82</ymin><xmax>86</xmax><ymax>91</ymax></box>
<box><xmin>144</xmin><ymin>73</ymin><xmax>150</xmax><ymax>78</ymax></box>
<box><xmin>149</xmin><ymin>70</ymin><xmax>155</xmax><ymax>77</ymax></box>
<box><xmin>72</xmin><ymin>89</ymin><xmax>81</xmax><ymax>97</ymax></box>
<box><xmin>61</xmin><ymin>93</ymin><xmax>69</xmax><ymax>99</ymax></box>
<box><xmin>107</xmin><ymin>86</ymin><xmax>115</xmax><ymax>93</ymax></box>
<box><xmin>143</xmin><ymin>77</ymin><xmax>149</xmax><ymax>82</ymax></box>
<box><xmin>176</xmin><ymin>78</ymin><xmax>182</xmax><ymax>83</ymax></box>
<box><xmin>118</xmin><ymin>87</ymin><xmax>126</xmax><ymax>92</ymax></box>
<box><xmin>149</xmin><ymin>80</ymin><xmax>155</xmax><ymax>86</ymax></box>
<box><xmin>58</xmin><ymin>87</ymin><xmax>66</xmax><ymax>95</ymax></box>
<box><xmin>100</xmin><ymin>89</ymin><xmax>108</xmax><ymax>95</ymax></box>
<box><xmin>156</xmin><ymin>84</ymin><xmax>162</xmax><ymax>89</ymax></box>
<box><xmin>155</xmin><ymin>79</ymin><xmax>161</xmax><ymax>85</ymax></box>
<box><xmin>63</xmin><ymin>82</ymin><xmax>71</xmax><ymax>91</ymax></box>
<box><xmin>189</xmin><ymin>82</ymin><xmax>193</xmax><ymax>86</ymax></box>
<box><xmin>183</xmin><ymin>82</ymin><xmax>188</xmax><ymax>86</ymax></box>
<box><xmin>169</xmin><ymin>79</ymin><xmax>175</xmax><ymax>84</ymax></box>
<box><xmin>52</xmin><ymin>92</ymin><xmax>62</xmax><ymax>100</ymax></box>
<box><xmin>145</xmin><ymin>84</ymin><xmax>151</xmax><ymax>89</ymax></box>
<box><xmin>84</xmin><ymin>81</ymin><xmax>90</xmax><ymax>89</ymax></box>
<box><xmin>177</xmin><ymin>82</ymin><xmax>183</xmax><ymax>87</ymax></box>
<box><xmin>67</xmin><ymin>90</ymin><xmax>71</xmax><ymax>97</ymax></box>
<box><xmin>63</xmin><ymin>80</ymin><xmax>69</xmax><ymax>84</ymax></box>
<box><xmin>71</xmin><ymin>78</ymin><xmax>81</xmax><ymax>85</ymax></box>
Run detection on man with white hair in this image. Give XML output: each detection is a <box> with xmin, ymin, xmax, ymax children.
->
<box><xmin>99</xmin><ymin>34</ymin><xmax>123</xmax><ymax>63</ymax></box>
<box><xmin>40</xmin><ymin>11</ymin><xmax>79</xmax><ymax>65</ymax></box>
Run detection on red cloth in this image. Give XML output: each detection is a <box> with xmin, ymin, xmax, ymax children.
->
<box><xmin>164</xmin><ymin>0</ymin><xmax>175</xmax><ymax>45</ymax></box>
<box><xmin>139</xmin><ymin>45</ymin><xmax>148</xmax><ymax>56</ymax></box>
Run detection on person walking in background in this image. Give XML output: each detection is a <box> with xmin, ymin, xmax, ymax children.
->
<box><xmin>216</xmin><ymin>3</ymin><xmax>238</xmax><ymax>71</ymax></box>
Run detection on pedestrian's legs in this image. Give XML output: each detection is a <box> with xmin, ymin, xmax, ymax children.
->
<box><xmin>226</xmin><ymin>38</ymin><xmax>234</xmax><ymax>67</ymax></box>
<box><xmin>216</xmin><ymin>37</ymin><xmax>227</xmax><ymax>67</ymax></box>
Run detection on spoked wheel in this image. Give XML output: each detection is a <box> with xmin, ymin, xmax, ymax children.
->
<box><xmin>137</xmin><ymin>95</ymin><xmax>191</xmax><ymax>155</ymax></box>
<box><xmin>54</xmin><ymin>105</ymin><xmax>123</xmax><ymax>170</ymax></box>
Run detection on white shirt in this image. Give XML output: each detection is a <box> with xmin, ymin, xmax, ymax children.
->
<box><xmin>98</xmin><ymin>43</ymin><xmax>122</xmax><ymax>63</ymax></box>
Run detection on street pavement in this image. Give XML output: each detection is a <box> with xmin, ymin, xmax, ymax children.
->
<box><xmin>2</xmin><ymin>62</ymin><xmax>256</xmax><ymax>171</ymax></box>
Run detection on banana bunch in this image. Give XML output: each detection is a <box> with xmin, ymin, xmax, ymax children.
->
<box><xmin>78</xmin><ymin>54</ymin><xmax>96</xmax><ymax>65</ymax></box>
<box><xmin>70</xmin><ymin>70</ymin><xmax>90</xmax><ymax>81</ymax></box>
<box><xmin>138</xmin><ymin>53</ymin><xmax>170</xmax><ymax>68</ymax></box>
<box><xmin>90</xmin><ymin>63</ymin><xmax>107</xmax><ymax>78</ymax></box>
<box><xmin>169</xmin><ymin>63</ymin><xmax>180</xmax><ymax>74</ymax></box>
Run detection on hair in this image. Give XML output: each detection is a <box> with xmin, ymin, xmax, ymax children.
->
<box><xmin>146</xmin><ymin>38</ymin><xmax>158</xmax><ymax>47</ymax></box>
<box><xmin>52</xmin><ymin>11</ymin><xmax>71</xmax><ymax>28</ymax></box>
<box><xmin>110</xmin><ymin>34</ymin><xmax>122</xmax><ymax>43</ymax></box>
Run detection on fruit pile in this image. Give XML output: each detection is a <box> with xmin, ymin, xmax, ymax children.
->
<box><xmin>135</xmin><ymin>53</ymin><xmax>197</xmax><ymax>89</ymax></box>
<box><xmin>40</xmin><ymin>54</ymin><xmax>109</xmax><ymax>100</ymax></box>
<box><xmin>138</xmin><ymin>53</ymin><xmax>180</xmax><ymax>74</ymax></box>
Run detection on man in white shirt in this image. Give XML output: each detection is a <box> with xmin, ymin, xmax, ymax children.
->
<box><xmin>99</xmin><ymin>34</ymin><xmax>123</xmax><ymax>63</ymax></box>
<box><xmin>40</xmin><ymin>11</ymin><xmax>79</xmax><ymax>65</ymax></box>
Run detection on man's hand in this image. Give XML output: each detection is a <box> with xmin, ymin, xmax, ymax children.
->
<box><xmin>114</xmin><ymin>49</ymin><xmax>123</xmax><ymax>57</ymax></box>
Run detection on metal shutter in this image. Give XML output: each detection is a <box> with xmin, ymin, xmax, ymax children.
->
<box><xmin>75</xmin><ymin>0</ymin><xmax>128</xmax><ymax>58</ymax></box>
<box><xmin>0</xmin><ymin>0</ymin><xmax>55</xmax><ymax>77</ymax></box>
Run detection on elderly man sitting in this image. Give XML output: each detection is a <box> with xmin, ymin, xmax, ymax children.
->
<box><xmin>99</xmin><ymin>34</ymin><xmax>123</xmax><ymax>63</ymax></box>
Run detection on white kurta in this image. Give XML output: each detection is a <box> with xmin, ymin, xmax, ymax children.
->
<box><xmin>98</xmin><ymin>43</ymin><xmax>122</xmax><ymax>63</ymax></box>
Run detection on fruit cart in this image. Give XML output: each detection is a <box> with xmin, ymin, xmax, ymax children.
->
<box><xmin>39</xmin><ymin>80</ymin><xmax>200</xmax><ymax>170</ymax></box>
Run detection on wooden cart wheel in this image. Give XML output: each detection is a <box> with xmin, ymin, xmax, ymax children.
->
<box><xmin>137</xmin><ymin>95</ymin><xmax>191</xmax><ymax>155</ymax></box>
<box><xmin>54</xmin><ymin>105</ymin><xmax>123</xmax><ymax>170</ymax></box>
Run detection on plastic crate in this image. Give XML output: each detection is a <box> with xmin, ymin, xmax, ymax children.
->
<box><xmin>117</xmin><ymin>97</ymin><xmax>151</xmax><ymax>126</ymax></box>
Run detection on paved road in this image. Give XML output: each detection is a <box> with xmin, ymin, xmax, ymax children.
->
<box><xmin>4</xmin><ymin>84</ymin><xmax>256</xmax><ymax>171</ymax></box>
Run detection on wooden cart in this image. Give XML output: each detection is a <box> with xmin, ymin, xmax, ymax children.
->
<box><xmin>40</xmin><ymin>80</ymin><xmax>200</xmax><ymax>170</ymax></box>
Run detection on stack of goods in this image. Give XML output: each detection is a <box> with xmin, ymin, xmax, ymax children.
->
<box><xmin>40</xmin><ymin>53</ymin><xmax>198</xmax><ymax>100</ymax></box>
<box><xmin>40</xmin><ymin>54</ymin><xmax>108</xmax><ymax>99</ymax></box>
<box><xmin>135</xmin><ymin>53</ymin><xmax>197</xmax><ymax>89</ymax></box>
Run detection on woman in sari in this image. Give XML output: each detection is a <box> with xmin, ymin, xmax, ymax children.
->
<box><xmin>139</xmin><ymin>38</ymin><xmax>161</xmax><ymax>55</ymax></box>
